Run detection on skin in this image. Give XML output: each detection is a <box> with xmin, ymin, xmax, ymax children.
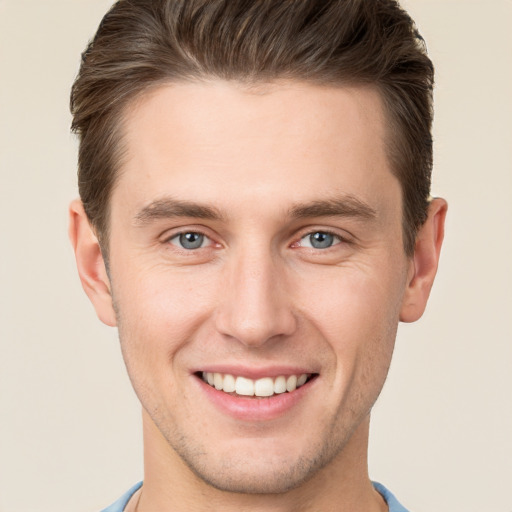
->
<box><xmin>69</xmin><ymin>81</ymin><xmax>446</xmax><ymax>512</ymax></box>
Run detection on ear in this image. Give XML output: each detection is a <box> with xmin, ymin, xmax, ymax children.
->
<box><xmin>68</xmin><ymin>199</ymin><xmax>117</xmax><ymax>327</ymax></box>
<box><xmin>400</xmin><ymin>198</ymin><xmax>447</xmax><ymax>323</ymax></box>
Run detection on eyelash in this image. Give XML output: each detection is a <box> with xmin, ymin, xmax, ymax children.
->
<box><xmin>295</xmin><ymin>230</ymin><xmax>344</xmax><ymax>250</ymax></box>
<box><xmin>164</xmin><ymin>228</ymin><xmax>348</xmax><ymax>252</ymax></box>
<box><xmin>167</xmin><ymin>231</ymin><xmax>216</xmax><ymax>250</ymax></box>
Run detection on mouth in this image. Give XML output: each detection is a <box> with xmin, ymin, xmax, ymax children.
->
<box><xmin>197</xmin><ymin>371</ymin><xmax>317</xmax><ymax>398</ymax></box>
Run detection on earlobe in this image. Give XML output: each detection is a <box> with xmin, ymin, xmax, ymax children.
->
<box><xmin>399</xmin><ymin>198</ymin><xmax>447</xmax><ymax>323</ymax></box>
<box><xmin>68</xmin><ymin>199</ymin><xmax>117</xmax><ymax>327</ymax></box>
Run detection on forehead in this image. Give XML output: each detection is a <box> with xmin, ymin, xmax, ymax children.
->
<box><xmin>114</xmin><ymin>80</ymin><xmax>399</xmax><ymax>222</ymax></box>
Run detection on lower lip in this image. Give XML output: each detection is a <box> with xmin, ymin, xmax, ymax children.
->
<box><xmin>195</xmin><ymin>376</ymin><xmax>316</xmax><ymax>422</ymax></box>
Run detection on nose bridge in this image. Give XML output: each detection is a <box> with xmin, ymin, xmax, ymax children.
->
<box><xmin>215</xmin><ymin>242</ymin><xmax>296</xmax><ymax>347</ymax></box>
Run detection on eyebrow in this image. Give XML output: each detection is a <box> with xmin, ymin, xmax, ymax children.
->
<box><xmin>288</xmin><ymin>195</ymin><xmax>377</xmax><ymax>221</ymax></box>
<box><xmin>133</xmin><ymin>194</ymin><xmax>377</xmax><ymax>226</ymax></box>
<box><xmin>134</xmin><ymin>198</ymin><xmax>225</xmax><ymax>225</ymax></box>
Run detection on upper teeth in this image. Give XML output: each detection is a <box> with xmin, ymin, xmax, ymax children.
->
<box><xmin>202</xmin><ymin>372</ymin><xmax>309</xmax><ymax>397</ymax></box>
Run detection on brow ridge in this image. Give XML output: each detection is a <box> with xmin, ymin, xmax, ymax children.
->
<box><xmin>133</xmin><ymin>194</ymin><xmax>377</xmax><ymax>226</ymax></box>
<box><xmin>134</xmin><ymin>198</ymin><xmax>225</xmax><ymax>225</ymax></box>
<box><xmin>288</xmin><ymin>195</ymin><xmax>377</xmax><ymax>220</ymax></box>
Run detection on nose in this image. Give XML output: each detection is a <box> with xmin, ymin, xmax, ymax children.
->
<box><xmin>214</xmin><ymin>248</ymin><xmax>297</xmax><ymax>348</ymax></box>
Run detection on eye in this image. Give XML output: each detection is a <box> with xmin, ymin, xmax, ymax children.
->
<box><xmin>169</xmin><ymin>232</ymin><xmax>210</xmax><ymax>250</ymax></box>
<box><xmin>299</xmin><ymin>231</ymin><xmax>341</xmax><ymax>249</ymax></box>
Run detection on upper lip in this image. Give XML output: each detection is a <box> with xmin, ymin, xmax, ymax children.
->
<box><xmin>192</xmin><ymin>365</ymin><xmax>318</xmax><ymax>380</ymax></box>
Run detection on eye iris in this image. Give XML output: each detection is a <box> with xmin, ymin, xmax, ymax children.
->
<box><xmin>179</xmin><ymin>232</ymin><xmax>204</xmax><ymax>249</ymax></box>
<box><xmin>310</xmin><ymin>232</ymin><xmax>334</xmax><ymax>249</ymax></box>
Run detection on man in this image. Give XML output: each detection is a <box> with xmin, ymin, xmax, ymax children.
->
<box><xmin>68</xmin><ymin>1</ymin><xmax>446</xmax><ymax>510</ymax></box>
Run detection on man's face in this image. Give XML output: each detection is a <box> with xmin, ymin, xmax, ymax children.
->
<box><xmin>106</xmin><ymin>81</ymin><xmax>412</xmax><ymax>493</ymax></box>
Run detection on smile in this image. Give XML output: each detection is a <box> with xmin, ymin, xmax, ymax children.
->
<box><xmin>201</xmin><ymin>372</ymin><xmax>313</xmax><ymax>398</ymax></box>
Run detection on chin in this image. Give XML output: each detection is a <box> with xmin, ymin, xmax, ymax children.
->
<box><xmin>188</xmin><ymin>457</ymin><xmax>322</xmax><ymax>495</ymax></box>
<box><xmin>170</xmin><ymin>431</ymin><xmax>346</xmax><ymax>495</ymax></box>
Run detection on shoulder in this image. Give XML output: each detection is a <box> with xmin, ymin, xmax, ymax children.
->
<box><xmin>100</xmin><ymin>482</ymin><xmax>143</xmax><ymax>512</ymax></box>
<box><xmin>373</xmin><ymin>481</ymin><xmax>410</xmax><ymax>512</ymax></box>
<box><xmin>101</xmin><ymin>481</ymin><xmax>407</xmax><ymax>511</ymax></box>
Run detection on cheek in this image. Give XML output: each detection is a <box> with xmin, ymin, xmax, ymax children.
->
<box><xmin>114</xmin><ymin>263</ymin><xmax>215</xmax><ymax>331</ymax></box>
<box><xmin>301</xmin><ymin>265</ymin><xmax>404</xmax><ymax>336</ymax></box>
<box><xmin>111</xmin><ymin>266</ymin><xmax>219</xmax><ymax>376</ymax></box>
<box><xmin>295</xmin><ymin>261</ymin><xmax>406</xmax><ymax>386</ymax></box>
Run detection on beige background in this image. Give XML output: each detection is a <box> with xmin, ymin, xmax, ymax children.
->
<box><xmin>1</xmin><ymin>1</ymin><xmax>511</xmax><ymax>511</ymax></box>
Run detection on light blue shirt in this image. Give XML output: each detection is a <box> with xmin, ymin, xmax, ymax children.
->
<box><xmin>101</xmin><ymin>481</ymin><xmax>409</xmax><ymax>511</ymax></box>
<box><xmin>373</xmin><ymin>481</ymin><xmax>410</xmax><ymax>512</ymax></box>
<box><xmin>101</xmin><ymin>482</ymin><xmax>142</xmax><ymax>512</ymax></box>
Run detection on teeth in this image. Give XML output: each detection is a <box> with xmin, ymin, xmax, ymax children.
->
<box><xmin>254</xmin><ymin>377</ymin><xmax>274</xmax><ymax>397</ymax></box>
<box><xmin>223</xmin><ymin>373</ymin><xmax>236</xmax><ymax>393</ymax></box>
<box><xmin>202</xmin><ymin>372</ymin><xmax>311</xmax><ymax>397</ymax></box>
<box><xmin>297</xmin><ymin>374</ymin><xmax>308</xmax><ymax>387</ymax></box>
<box><xmin>235</xmin><ymin>376</ymin><xmax>255</xmax><ymax>396</ymax></box>
<box><xmin>274</xmin><ymin>376</ymin><xmax>287</xmax><ymax>394</ymax></box>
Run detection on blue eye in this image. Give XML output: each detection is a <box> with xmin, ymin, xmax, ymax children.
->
<box><xmin>170</xmin><ymin>232</ymin><xmax>207</xmax><ymax>250</ymax></box>
<box><xmin>301</xmin><ymin>231</ymin><xmax>339</xmax><ymax>249</ymax></box>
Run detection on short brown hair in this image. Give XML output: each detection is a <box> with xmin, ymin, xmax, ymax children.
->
<box><xmin>71</xmin><ymin>0</ymin><xmax>434</xmax><ymax>256</ymax></box>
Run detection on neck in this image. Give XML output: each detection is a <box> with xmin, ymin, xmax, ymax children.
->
<box><xmin>136</xmin><ymin>412</ymin><xmax>387</xmax><ymax>512</ymax></box>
